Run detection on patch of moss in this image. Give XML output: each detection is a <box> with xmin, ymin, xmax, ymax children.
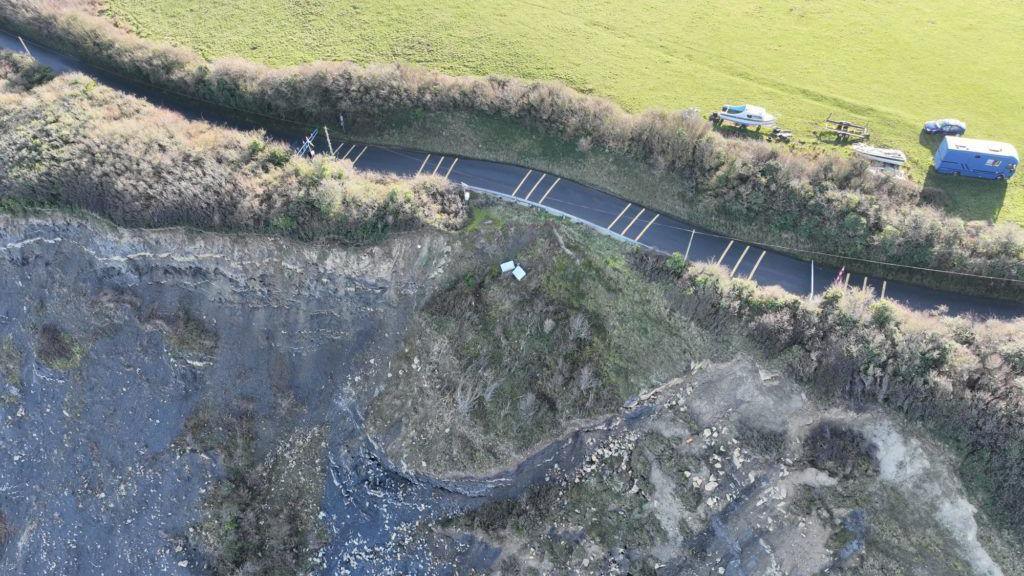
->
<box><xmin>0</xmin><ymin>196</ymin><xmax>54</xmax><ymax>215</ymax></box>
<box><xmin>0</xmin><ymin>337</ymin><xmax>21</xmax><ymax>401</ymax></box>
<box><xmin>464</xmin><ymin>206</ymin><xmax>506</xmax><ymax>234</ymax></box>
<box><xmin>36</xmin><ymin>323</ymin><xmax>83</xmax><ymax>371</ymax></box>
<box><xmin>735</xmin><ymin>420</ymin><xmax>789</xmax><ymax>460</ymax></box>
<box><xmin>0</xmin><ymin>509</ymin><xmax>8</xmax><ymax>549</ymax></box>
<box><xmin>165</xmin><ymin>310</ymin><xmax>218</xmax><ymax>357</ymax></box>
<box><xmin>639</xmin><ymin>431</ymin><xmax>704</xmax><ymax>515</ymax></box>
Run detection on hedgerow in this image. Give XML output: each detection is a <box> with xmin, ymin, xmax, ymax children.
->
<box><xmin>0</xmin><ymin>0</ymin><xmax>1020</xmax><ymax>298</ymax></box>
<box><xmin>0</xmin><ymin>51</ymin><xmax>466</xmax><ymax>242</ymax></box>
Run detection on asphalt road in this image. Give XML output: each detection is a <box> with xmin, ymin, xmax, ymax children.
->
<box><xmin>2</xmin><ymin>29</ymin><xmax>1021</xmax><ymax>318</ymax></box>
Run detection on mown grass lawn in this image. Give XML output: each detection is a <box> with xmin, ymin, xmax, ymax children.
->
<box><xmin>105</xmin><ymin>0</ymin><xmax>1024</xmax><ymax>225</ymax></box>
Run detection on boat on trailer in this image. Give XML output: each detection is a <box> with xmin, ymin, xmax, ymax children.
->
<box><xmin>852</xmin><ymin>143</ymin><xmax>907</xmax><ymax>167</ymax></box>
<box><xmin>710</xmin><ymin>104</ymin><xmax>777</xmax><ymax>128</ymax></box>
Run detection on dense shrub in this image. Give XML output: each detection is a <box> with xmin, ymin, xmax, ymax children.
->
<box><xmin>803</xmin><ymin>421</ymin><xmax>879</xmax><ymax>479</ymax></box>
<box><xmin>669</xmin><ymin>259</ymin><xmax>1024</xmax><ymax>532</ymax></box>
<box><xmin>0</xmin><ymin>49</ymin><xmax>53</xmax><ymax>90</ymax></box>
<box><xmin>1</xmin><ymin>1</ymin><xmax>1021</xmax><ymax>298</ymax></box>
<box><xmin>0</xmin><ymin>58</ymin><xmax>467</xmax><ymax>241</ymax></box>
<box><xmin>184</xmin><ymin>405</ymin><xmax>327</xmax><ymax>576</ymax></box>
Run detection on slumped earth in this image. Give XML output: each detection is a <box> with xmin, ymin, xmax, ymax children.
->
<box><xmin>0</xmin><ymin>204</ymin><xmax>1020</xmax><ymax>575</ymax></box>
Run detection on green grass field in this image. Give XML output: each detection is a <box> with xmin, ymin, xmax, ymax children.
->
<box><xmin>105</xmin><ymin>0</ymin><xmax>1024</xmax><ymax>225</ymax></box>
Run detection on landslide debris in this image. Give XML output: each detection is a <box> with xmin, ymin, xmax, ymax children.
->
<box><xmin>364</xmin><ymin>207</ymin><xmax>718</xmax><ymax>475</ymax></box>
<box><xmin>1</xmin><ymin>202</ymin><xmax>1022</xmax><ymax>575</ymax></box>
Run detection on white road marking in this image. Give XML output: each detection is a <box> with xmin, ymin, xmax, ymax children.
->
<box><xmin>730</xmin><ymin>245</ymin><xmax>750</xmax><ymax>277</ymax></box>
<box><xmin>747</xmin><ymin>250</ymin><xmax>766</xmax><ymax>280</ymax></box>
<box><xmin>341</xmin><ymin>144</ymin><xmax>358</xmax><ymax>161</ymax></box>
<box><xmin>844</xmin><ymin>273</ymin><xmax>850</xmax><ymax>288</ymax></box>
<box><xmin>608</xmin><ymin>203</ymin><xmax>632</xmax><ymax>230</ymax></box>
<box><xmin>432</xmin><ymin>156</ymin><xmax>446</xmax><ymax>175</ymax></box>
<box><xmin>351</xmin><ymin>145</ymin><xmax>368</xmax><ymax>166</ymax></box>
<box><xmin>810</xmin><ymin>260</ymin><xmax>815</xmax><ymax>296</ymax></box>
<box><xmin>716</xmin><ymin>240</ymin><xmax>735</xmax><ymax>266</ymax></box>
<box><xmin>634</xmin><ymin>213</ymin><xmax>659</xmax><ymax>242</ymax></box>
<box><xmin>684</xmin><ymin>229</ymin><xmax>695</xmax><ymax>261</ymax></box>
<box><xmin>444</xmin><ymin>158</ymin><xmax>460</xmax><ymax>178</ymax></box>
<box><xmin>523</xmin><ymin>174</ymin><xmax>547</xmax><ymax>201</ymax></box>
<box><xmin>862</xmin><ymin>276</ymin><xmax>868</xmax><ymax>291</ymax></box>
<box><xmin>537</xmin><ymin>177</ymin><xmax>561</xmax><ymax>204</ymax></box>
<box><xmin>881</xmin><ymin>280</ymin><xmax>887</xmax><ymax>299</ymax></box>
<box><xmin>511</xmin><ymin>170</ymin><xmax>533</xmax><ymax>197</ymax></box>
<box><xmin>620</xmin><ymin>208</ymin><xmax>646</xmax><ymax>237</ymax></box>
<box><xmin>416</xmin><ymin>154</ymin><xmax>431</xmax><ymax>175</ymax></box>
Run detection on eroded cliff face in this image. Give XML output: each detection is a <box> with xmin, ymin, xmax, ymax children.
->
<box><xmin>0</xmin><ymin>212</ymin><xmax>457</xmax><ymax>575</ymax></box>
<box><xmin>0</xmin><ymin>210</ymin><xmax>1019</xmax><ymax>576</ymax></box>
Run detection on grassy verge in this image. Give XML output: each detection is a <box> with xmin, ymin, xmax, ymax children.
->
<box><xmin>350</xmin><ymin>110</ymin><xmax>1024</xmax><ymax>301</ymax></box>
<box><xmin>1</xmin><ymin>3</ymin><xmax>1021</xmax><ymax>300</ymax></box>
<box><xmin>103</xmin><ymin>0</ymin><xmax>1024</xmax><ymax>226</ymax></box>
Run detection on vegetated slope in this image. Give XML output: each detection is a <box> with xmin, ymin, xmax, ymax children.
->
<box><xmin>2</xmin><ymin>35</ymin><xmax>1022</xmax><ymax>572</ymax></box>
<box><xmin>103</xmin><ymin>0</ymin><xmax>1024</xmax><ymax>225</ymax></box>
<box><xmin>360</xmin><ymin>201</ymin><xmax>1024</xmax><ymax>572</ymax></box>
<box><xmin>366</xmin><ymin>210</ymin><xmax>718</xmax><ymax>474</ymax></box>
<box><xmin>0</xmin><ymin>50</ymin><xmax>466</xmax><ymax>242</ymax></box>
<box><xmin>3</xmin><ymin>203</ymin><xmax>1023</xmax><ymax>574</ymax></box>
<box><xmin>2</xmin><ymin>3</ymin><xmax>1021</xmax><ymax>301</ymax></box>
<box><xmin>362</xmin><ymin>200</ymin><xmax>1024</xmax><ymax>545</ymax></box>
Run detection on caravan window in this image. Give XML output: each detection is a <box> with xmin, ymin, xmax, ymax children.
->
<box><xmin>985</xmin><ymin>159</ymin><xmax>1002</xmax><ymax>167</ymax></box>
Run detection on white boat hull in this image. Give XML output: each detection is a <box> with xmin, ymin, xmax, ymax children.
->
<box><xmin>716</xmin><ymin>113</ymin><xmax>776</xmax><ymax>127</ymax></box>
<box><xmin>852</xmin><ymin>144</ymin><xmax>907</xmax><ymax>166</ymax></box>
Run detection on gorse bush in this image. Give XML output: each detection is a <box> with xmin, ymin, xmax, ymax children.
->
<box><xmin>0</xmin><ymin>49</ymin><xmax>53</xmax><ymax>90</ymax></box>
<box><xmin>1</xmin><ymin>0</ymin><xmax>1021</xmax><ymax>298</ymax></box>
<box><xmin>0</xmin><ymin>55</ymin><xmax>467</xmax><ymax>242</ymax></box>
<box><xmin>665</xmin><ymin>257</ymin><xmax>1024</xmax><ymax>531</ymax></box>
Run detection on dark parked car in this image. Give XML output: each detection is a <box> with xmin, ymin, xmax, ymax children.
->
<box><xmin>923</xmin><ymin>118</ymin><xmax>967</xmax><ymax>135</ymax></box>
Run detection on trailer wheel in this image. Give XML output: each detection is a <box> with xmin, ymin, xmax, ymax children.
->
<box><xmin>952</xmin><ymin>171</ymin><xmax>961</xmax><ymax>177</ymax></box>
<box><xmin>996</xmin><ymin>174</ymin><xmax>1005</xmax><ymax>181</ymax></box>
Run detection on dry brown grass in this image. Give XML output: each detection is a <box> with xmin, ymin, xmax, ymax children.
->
<box><xmin>2</xmin><ymin>1</ymin><xmax>1021</xmax><ymax>298</ymax></box>
<box><xmin>0</xmin><ymin>54</ymin><xmax>467</xmax><ymax>242</ymax></box>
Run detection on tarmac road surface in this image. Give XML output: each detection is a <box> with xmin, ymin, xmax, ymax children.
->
<box><xmin>2</xmin><ymin>29</ymin><xmax>1021</xmax><ymax>318</ymax></box>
